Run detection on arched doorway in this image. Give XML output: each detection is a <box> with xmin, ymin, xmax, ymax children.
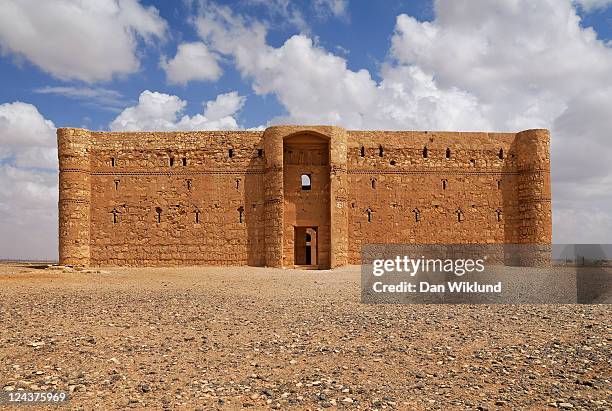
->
<box><xmin>283</xmin><ymin>132</ymin><xmax>331</xmax><ymax>268</ymax></box>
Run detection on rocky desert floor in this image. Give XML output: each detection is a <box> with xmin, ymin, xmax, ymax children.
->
<box><xmin>0</xmin><ymin>263</ymin><xmax>610</xmax><ymax>410</ymax></box>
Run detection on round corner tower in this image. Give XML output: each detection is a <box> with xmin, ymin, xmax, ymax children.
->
<box><xmin>57</xmin><ymin>127</ymin><xmax>91</xmax><ymax>267</ymax></box>
<box><xmin>515</xmin><ymin>128</ymin><xmax>552</xmax><ymax>266</ymax></box>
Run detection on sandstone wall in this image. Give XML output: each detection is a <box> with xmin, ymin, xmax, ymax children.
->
<box><xmin>57</xmin><ymin>126</ymin><xmax>551</xmax><ymax>267</ymax></box>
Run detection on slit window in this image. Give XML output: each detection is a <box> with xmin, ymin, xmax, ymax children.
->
<box><xmin>446</xmin><ymin>148</ymin><xmax>451</xmax><ymax>159</ymax></box>
<box><xmin>182</xmin><ymin>157</ymin><xmax>187</xmax><ymax>166</ymax></box>
<box><xmin>456</xmin><ymin>209</ymin><xmax>464</xmax><ymax>222</ymax></box>
<box><xmin>423</xmin><ymin>147</ymin><xmax>428</xmax><ymax>158</ymax></box>
<box><xmin>111</xmin><ymin>157</ymin><xmax>116</xmax><ymax>167</ymax></box>
<box><xmin>413</xmin><ymin>208</ymin><xmax>420</xmax><ymax>223</ymax></box>
<box><xmin>228</xmin><ymin>148</ymin><xmax>234</xmax><ymax>158</ymax></box>
<box><xmin>301</xmin><ymin>174</ymin><xmax>311</xmax><ymax>190</ymax></box>
<box><xmin>155</xmin><ymin>207</ymin><xmax>162</xmax><ymax>223</ymax></box>
<box><xmin>360</xmin><ymin>146</ymin><xmax>365</xmax><ymax>157</ymax></box>
<box><xmin>169</xmin><ymin>157</ymin><xmax>174</xmax><ymax>167</ymax></box>
<box><xmin>114</xmin><ymin>179</ymin><xmax>120</xmax><ymax>191</ymax></box>
<box><xmin>186</xmin><ymin>179</ymin><xmax>192</xmax><ymax>191</ymax></box>
<box><xmin>366</xmin><ymin>208</ymin><xmax>373</xmax><ymax>222</ymax></box>
<box><xmin>497</xmin><ymin>180</ymin><xmax>501</xmax><ymax>189</ymax></box>
<box><xmin>194</xmin><ymin>209</ymin><xmax>200</xmax><ymax>224</ymax></box>
<box><xmin>496</xmin><ymin>209</ymin><xmax>503</xmax><ymax>222</ymax></box>
<box><xmin>111</xmin><ymin>208</ymin><xmax>119</xmax><ymax>224</ymax></box>
<box><xmin>442</xmin><ymin>179</ymin><xmax>447</xmax><ymax>190</ymax></box>
<box><xmin>238</xmin><ymin>206</ymin><xmax>244</xmax><ymax>223</ymax></box>
<box><xmin>236</xmin><ymin>178</ymin><xmax>241</xmax><ymax>190</ymax></box>
<box><xmin>378</xmin><ymin>145</ymin><xmax>384</xmax><ymax>157</ymax></box>
<box><xmin>371</xmin><ymin>179</ymin><xmax>376</xmax><ymax>189</ymax></box>
<box><xmin>498</xmin><ymin>148</ymin><xmax>504</xmax><ymax>159</ymax></box>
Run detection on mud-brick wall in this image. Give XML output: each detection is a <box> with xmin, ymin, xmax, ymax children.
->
<box><xmin>60</xmin><ymin>129</ymin><xmax>266</xmax><ymax>266</ymax></box>
<box><xmin>345</xmin><ymin>131</ymin><xmax>549</xmax><ymax>264</ymax></box>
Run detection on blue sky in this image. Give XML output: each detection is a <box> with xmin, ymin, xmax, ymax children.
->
<box><xmin>0</xmin><ymin>0</ymin><xmax>611</xmax><ymax>258</ymax></box>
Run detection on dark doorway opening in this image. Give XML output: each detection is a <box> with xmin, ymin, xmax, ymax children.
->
<box><xmin>294</xmin><ymin>226</ymin><xmax>318</xmax><ymax>267</ymax></box>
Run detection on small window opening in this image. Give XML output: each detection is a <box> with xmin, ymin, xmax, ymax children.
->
<box><xmin>378</xmin><ymin>145</ymin><xmax>384</xmax><ymax>157</ymax></box>
<box><xmin>498</xmin><ymin>148</ymin><xmax>504</xmax><ymax>160</ymax></box>
<box><xmin>111</xmin><ymin>157</ymin><xmax>116</xmax><ymax>167</ymax></box>
<box><xmin>495</xmin><ymin>209</ymin><xmax>503</xmax><ymax>222</ymax></box>
<box><xmin>301</xmin><ymin>174</ymin><xmax>311</xmax><ymax>190</ymax></box>
<box><xmin>371</xmin><ymin>179</ymin><xmax>376</xmax><ymax>189</ymax></box>
<box><xmin>186</xmin><ymin>179</ymin><xmax>192</xmax><ymax>191</ymax></box>
<box><xmin>169</xmin><ymin>157</ymin><xmax>174</xmax><ymax>167</ymax></box>
<box><xmin>236</xmin><ymin>178</ymin><xmax>241</xmax><ymax>190</ymax></box>
<box><xmin>470</xmin><ymin>159</ymin><xmax>475</xmax><ymax>166</ymax></box>
<box><xmin>194</xmin><ymin>208</ymin><xmax>200</xmax><ymax>224</ymax></box>
<box><xmin>366</xmin><ymin>207</ymin><xmax>373</xmax><ymax>222</ymax></box>
<box><xmin>155</xmin><ymin>207</ymin><xmax>162</xmax><ymax>223</ymax></box>
<box><xmin>182</xmin><ymin>157</ymin><xmax>187</xmax><ymax>166</ymax></box>
<box><xmin>456</xmin><ymin>209</ymin><xmax>464</xmax><ymax>222</ymax></box>
<box><xmin>442</xmin><ymin>179</ymin><xmax>447</xmax><ymax>190</ymax></box>
<box><xmin>228</xmin><ymin>148</ymin><xmax>234</xmax><ymax>158</ymax></box>
<box><xmin>423</xmin><ymin>147</ymin><xmax>428</xmax><ymax>158</ymax></box>
<box><xmin>111</xmin><ymin>208</ymin><xmax>119</xmax><ymax>224</ymax></box>
<box><xmin>390</xmin><ymin>160</ymin><xmax>396</xmax><ymax>166</ymax></box>
<box><xmin>257</xmin><ymin>149</ymin><xmax>263</xmax><ymax>158</ymax></box>
<box><xmin>446</xmin><ymin>148</ymin><xmax>451</xmax><ymax>159</ymax></box>
<box><xmin>497</xmin><ymin>180</ymin><xmax>501</xmax><ymax>189</ymax></box>
<box><xmin>114</xmin><ymin>179</ymin><xmax>120</xmax><ymax>191</ymax></box>
<box><xmin>360</xmin><ymin>146</ymin><xmax>365</xmax><ymax>157</ymax></box>
<box><xmin>413</xmin><ymin>208</ymin><xmax>420</xmax><ymax>223</ymax></box>
<box><xmin>237</xmin><ymin>206</ymin><xmax>244</xmax><ymax>223</ymax></box>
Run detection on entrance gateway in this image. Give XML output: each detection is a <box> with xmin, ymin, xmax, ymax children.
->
<box><xmin>294</xmin><ymin>227</ymin><xmax>318</xmax><ymax>267</ymax></box>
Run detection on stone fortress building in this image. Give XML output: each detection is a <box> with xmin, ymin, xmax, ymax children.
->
<box><xmin>58</xmin><ymin>126</ymin><xmax>552</xmax><ymax>269</ymax></box>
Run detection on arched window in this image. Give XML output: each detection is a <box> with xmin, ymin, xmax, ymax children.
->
<box><xmin>301</xmin><ymin>174</ymin><xmax>311</xmax><ymax>190</ymax></box>
<box><xmin>442</xmin><ymin>179</ymin><xmax>447</xmax><ymax>190</ymax></box>
<box><xmin>237</xmin><ymin>206</ymin><xmax>244</xmax><ymax>223</ymax></box>
<box><xmin>155</xmin><ymin>207</ymin><xmax>162</xmax><ymax>223</ymax></box>
<box><xmin>412</xmin><ymin>208</ymin><xmax>420</xmax><ymax>223</ymax></box>
<box><xmin>371</xmin><ymin>178</ymin><xmax>376</xmax><ymax>189</ymax></box>
<box><xmin>194</xmin><ymin>208</ymin><xmax>200</xmax><ymax>223</ymax></box>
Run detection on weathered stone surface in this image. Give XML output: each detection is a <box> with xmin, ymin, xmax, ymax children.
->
<box><xmin>57</xmin><ymin>125</ymin><xmax>552</xmax><ymax>268</ymax></box>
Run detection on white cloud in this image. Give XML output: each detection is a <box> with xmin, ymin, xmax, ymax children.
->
<box><xmin>0</xmin><ymin>102</ymin><xmax>57</xmax><ymax>169</ymax></box>
<box><xmin>161</xmin><ymin>42</ymin><xmax>222</xmax><ymax>85</ymax></box>
<box><xmin>204</xmin><ymin>91</ymin><xmax>246</xmax><ymax>121</ymax></box>
<box><xmin>109</xmin><ymin>90</ymin><xmax>245</xmax><ymax>131</ymax></box>
<box><xmin>196</xmin><ymin>0</ymin><xmax>612</xmax><ymax>243</ymax></box>
<box><xmin>0</xmin><ymin>102</ymin><xmax>58</xmax><ymax>259</ymax></box>
<box><xmin>573</xmin><ymin>0</ymin><xmax>612</xmax><ymax>11</ymax></box>
<box><xmin>195</xmin><ymin>4</ymin><xmax>490</xmax><ymax>131</ymax></box>
<box><xmin>34</xmin><ymin>86</ymin><xmax>127</xmax><ymax>111</ymax></box>
<box><xmin>314</xmin><ymin>0</ymin><xmax>349</xmax><ymax>19</ymax></box>
<box><xmin>0</xmin><ymin>0</ymin><xmax>167</xmax><ymax>82</ymax></box>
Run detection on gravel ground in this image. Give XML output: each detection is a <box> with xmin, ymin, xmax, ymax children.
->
<box><xmin>0</xmin><ymin>263</ymin><xmax>610</xmax><ymax>410</ymax></box>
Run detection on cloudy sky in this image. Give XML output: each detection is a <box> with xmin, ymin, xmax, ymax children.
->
<box><xmin>0</xmin><ymin>0</ymin><xmax>611</xmax><ymax>259</ymax></box>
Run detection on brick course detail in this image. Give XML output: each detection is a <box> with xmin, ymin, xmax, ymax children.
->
<box><xmin>57</xmin><ymin>125</ymin><xmax>552</xmax><ymax>268</ymax></box>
